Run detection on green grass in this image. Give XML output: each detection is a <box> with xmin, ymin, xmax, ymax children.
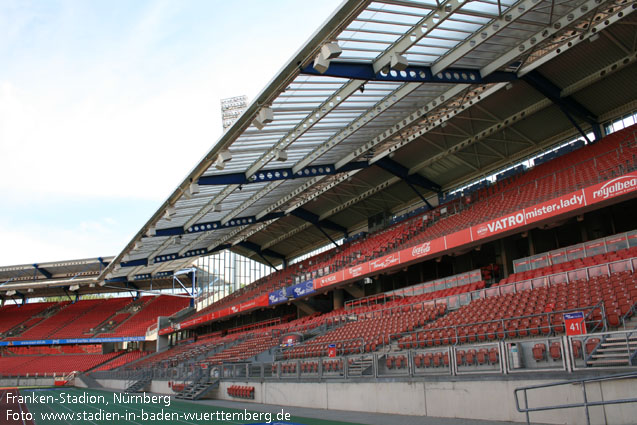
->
<box><xmin>21</xmin><ymin>387</ymin><xmax>363</xmax><ymax>425</ymax></box>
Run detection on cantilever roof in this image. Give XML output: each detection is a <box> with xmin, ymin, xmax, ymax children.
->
<box><xmin>98</xmin><ymin>0</ymin><xmax>637</xmax><ymax>284</ymax></box>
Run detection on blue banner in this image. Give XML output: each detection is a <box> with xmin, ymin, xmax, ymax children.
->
<box><xmin>268</xmin><ymin>287</ymin><xmax>288</xmax><ymax>305</ymax></box>
<box><xmin>288</xmin><ymin>279</ymin><xmax>315</xmax><ymax>299</ymax></box>
<box><xmin>268</xmin><ymin>279</ymin><xmax>314</xmax><ymax>306</ymax></box>
<box><xmin>0</xmin><ymin>336</ymin><xmax>146</xmax><ymax>346</ymax></box>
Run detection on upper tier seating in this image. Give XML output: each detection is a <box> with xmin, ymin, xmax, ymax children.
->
<box><xmin>99</xmin><ymin>295</ymin><xmax>190</xmax><ymax>337</ymax></box>
<box><xmin>0</xmin><ymin>302</ymin><xmax>55</xmax><ymax>336</ymax></box>
<box><xmin>188</xmin><ymin>124</ymin><xmax>637</xmax><ymax>322</ymax></box>
<box><xmin>50</xmin><ymin>297</ymin><xmax>131</xmax><ymax>338</ymax></box>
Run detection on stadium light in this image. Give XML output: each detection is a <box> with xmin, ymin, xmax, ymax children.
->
<box><xmin>253</xmin><ymin>107</ymin><xmax>273</xmax><ymax>130</ymax></box>
<box><xmin>188</xmin><ymin>182</ymin><xmax>200</xmax><ymax>197</ymax></box>
<box><xmin>313</xmin><ymin>42</ymin><xmax>342</xmax><ymax>74</ymax></box>
<box><xmin>214</xmin><ymin>149</ymin><xmax>232</xmax><ymax>169</ymax></box>
<box><xmin>165</xmin><ymin>206</ymin><xmax>176</xmax><ymax>220</ymax></box>
<box><xmin>69</xmin><ymin>284</ymin><xmax>80</xmax><ymax>291</ymax></box>
<box><xmin>6</xmin><ymin>290</ymin><xmax>16</xmax><ymax>296</ymax></box>
<box><xmin>390</xmin><ymin>53</ymin><xmax>409</xmax><ymax>71</ymax></box>
<box><xmin>273</xmin><ymin>149</ymin><xmax>288</xmax><ymax>162</ymax></box>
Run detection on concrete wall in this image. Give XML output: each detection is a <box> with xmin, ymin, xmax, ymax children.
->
<box><xmin>95</xmin><ymin>378</ymin><xmax>183</xmax><ymax>395</ymax></box>
<box><xmin>207</xmin><ymin>378</ymin><xmax>637</xmax><ymax>425</ymax></box>
<box><xmin>0</xmin><ymin>377</ymin><xmax>54</xmax><ymax>387</ymax></box>
<box><xmin>93</xmin><ymin>376</ymin><xmax>637</xmax><ymax>425</ymax></box>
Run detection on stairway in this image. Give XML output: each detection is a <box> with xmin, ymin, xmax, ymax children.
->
<box><xmin>125</xmin><ymin>375</ymin><xmax>152</xmax><ymax>393</ymax></box>
<box><xmin>586</xmin><ymin>334</ymin><xmax>637</xmax><ymax>367</ymax></box>
<box><xmin>174</xmin><ymin>376</ymin><xmax>220</xmax><ymax>400</ymax></box>
<box><xmin>347</xmin><ymin>357</ymin><xmax>374</xmax><ymax>376</ymax></box>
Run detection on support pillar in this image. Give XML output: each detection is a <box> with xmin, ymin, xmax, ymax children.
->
<box><xmin>333</xmin><ymin>289</ymin><xmax>344</xmax><ymax>310</ymax></box>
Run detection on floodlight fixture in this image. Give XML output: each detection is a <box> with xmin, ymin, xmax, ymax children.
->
<box><xmin>390</xmin><ymin>53</ymin><xmax>409</xmax><ymax>71</ymax></box>
<box><xmin>321</xmin><ymin>42</ymin><xmax>342</xmax><ymax>60</ymax></box>
<box><xmin>273</xmin><ymin>149</ymin><xmax>288</xmax><ymax>162</ymax></box>
<box><xmin>165</xmin><ymin>206</ymin><xmax>176</xmax><ymax>220</ymax></box>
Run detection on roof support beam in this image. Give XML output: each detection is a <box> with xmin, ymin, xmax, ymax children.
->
<box><xmin>375</xmin><ymin>157</ymin><xmax>440</xmax><ymax>209</ymax></box>
<box><xmin>290</xmin><ymin>208</ymin><xmax>343</xmax><ymax>248</ymax></box>
<box><xmin>301</xmin><ymin>61</ymin><xmax>517</xmax><ymax>84</ymax></box>
<box><xmin>375</xmin><ymin>157</ymin><xmax>441</xmax><ymax>193</ymax></box>
<box><xmin>198</xmin><ymin>162</ymin><xmax>368</xmax><ymax>186</ymax></box>
<box><xmin>291</xmin><ymin>208</ymin><xmax>347</xmax><ymax>236</ymax></box>
<box><xmin>237</xmin><ymin>241</ymin><xmax>280</xmax><ymax>270</ymax></box>
<box><xmin>522</xmin><ymin>70</ymin><xmax>601</xmax><ymax>141</ymax></box>
<box><xmin>33</xmin><ymin>264</ymin><xmax>52</xmax><ymax>279</ymax></box>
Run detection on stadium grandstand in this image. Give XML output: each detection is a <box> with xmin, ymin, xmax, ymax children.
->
<box><xmin>2</xmin><ymin>0</ymin><xmax>637</xmax><ymax>424</ymax></box>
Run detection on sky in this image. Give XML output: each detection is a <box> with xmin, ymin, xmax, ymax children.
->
<box><xmin>0</xmin><ymin>0</ymin><xmax>343</xmax><ymax>265</ymax></box>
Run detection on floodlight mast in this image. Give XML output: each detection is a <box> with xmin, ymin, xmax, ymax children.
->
<box><xmin>221</xmin><ymin>95</ymin><xmax>248</xmax><ymax>131</ymax></box>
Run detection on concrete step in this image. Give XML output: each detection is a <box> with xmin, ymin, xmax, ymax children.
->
<box><xmin>587</xmin><ymin>358</ymin><xmax>630</xmax><ymax>365</ymax></box>
<box><xmin>592</xmin><ymin>352</ymin><xmax>630</xmax><ymax>358</ymax></box>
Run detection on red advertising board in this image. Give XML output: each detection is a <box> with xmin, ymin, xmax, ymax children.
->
<box><xmin>584</xmin><ymin>172</ymin><xmax>637</xmax><ymax>206</ymax></box>
<box><xmin>400</xmin><ymin>237</ymin><xmax>445</xmax><ymax>263</ymax></box>
<box><xmin>369</xmin><ymin>252</ymin><xmax>401</xmax><ymax>273</ymax></box>
<box><xmin>446</xmin><ymin>228</ymin><xmax>472</xmax><ymax>248</ymax></box>
<box><xmin>524</xmin><ymin>190</ymin><xmax>586</xmax><ymax>225</ymax></box>
<box><xmin>343</xmin><ymin>263</ymin><xmax>369</xmax><ymax>280</ymax></box>
<box><xmin>472</xmin><ymin>211</ymin><xmax>526</xmax><ymax>241</ymax></box>
<box><xmin>314</xmin><ymin>271</ymin><xmax>343</xmax><ymax>290</ymax></box>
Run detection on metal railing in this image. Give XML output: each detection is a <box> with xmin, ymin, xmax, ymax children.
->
<box><xmin>514</xmin><ymin>372</ymin><xmax>637</xmax><ymax>425</ymax></box>
<box><xmin>390</xmin><ymin>302</ymin><xmax>606</xmax><ymax>351</ymax></box>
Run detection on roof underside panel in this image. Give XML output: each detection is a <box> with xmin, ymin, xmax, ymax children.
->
<box><xmin>92</xmin><ymin>0</ymin><xmax>637</xmax><ymax>283</ymax></box>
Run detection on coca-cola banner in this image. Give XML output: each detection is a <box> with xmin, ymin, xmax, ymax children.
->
<box><xmin>400</xmin><ymin>237</ymin><xmax>445</xmax><ymax>263</ymax></box>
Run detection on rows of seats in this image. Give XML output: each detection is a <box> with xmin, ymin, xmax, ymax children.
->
<box><xmin>187</xmin><ymin>124</ymin><xmax>636</xmax><ymax>326</ymax></box>
<box><xmin>129</xmin><ymin>335</ymin><xmax>228</xmax><ymax>370</ymax></box>
<box><xmin>227</xmin><ymin>385</ymin><xmax>254</xmax><ymax>398</ymax></box>
<box><xmin>50</xmin><ymin>298</ymin><xmax>132</xmax><ymax>338</ymax></box>
<box><xmin>0</xmin><ymin>352</ymin><xmax>120</xmax><ymax>376</ymax></box>
<box><xmin>8</xmin><ymin>301</ymin><xmax>74</xmax><ymax>340</ymax></box>
<box><xmin>1</xmin><ymin>344</ymin><xmax>101</xmax><ymax>356</ymax></box>
<box><xmin>282</xmin><ymin>304</ymin><xmax>444</xmax><ymax>360</ymax></box>
<box><xmin>397</xmin><ymin>269</ymin><xmax>636</xmax><ymax>350</ymax></box>
<box><xmin>0</xmin><ymin>296</ymin><xmax>189</xmax><ymax>342</ymax></box>
<box><xmin>93</xmin><ymin>350</ymin><xmax>151</xmax><ymax>371</ymax></box>
<box><xmin>206</xmin><ymin>331</ymin><xmax>279</xmax><ymax>364</ymax></box>
<box><xmin>497</xmin><ymin>246</ymin><xmax>637</xmax><ymax>286</ymax></box>
<box><xmin>100</xmin><ymin>296</ymin><xmax>190</xmax><ymax>337</ymax></box>
<box><xmin>278</xmin><ymin>281</ymin><xmax>486</xmax><ymax>360</ymax></box>
<box><xmin>0</xmin><ymin>302</ymin><xmax>55</xmax><ymax>336</ymax></box>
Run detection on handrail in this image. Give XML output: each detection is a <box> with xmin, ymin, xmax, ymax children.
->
<box><xmin>514</xmin><ymin>372</ymin><xmax>637</xmax><ymax>425</ymax></box>
<box><xmin>621</xmin><ymin>301</ymin><xmax>637</xmax><ymax>329</ymax></box>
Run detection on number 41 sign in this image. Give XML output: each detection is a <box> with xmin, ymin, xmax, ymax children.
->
<box><xmin>563</xmin><ymin>311</ymin><xmax>587</xmax><ymax>336</ymax></box>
